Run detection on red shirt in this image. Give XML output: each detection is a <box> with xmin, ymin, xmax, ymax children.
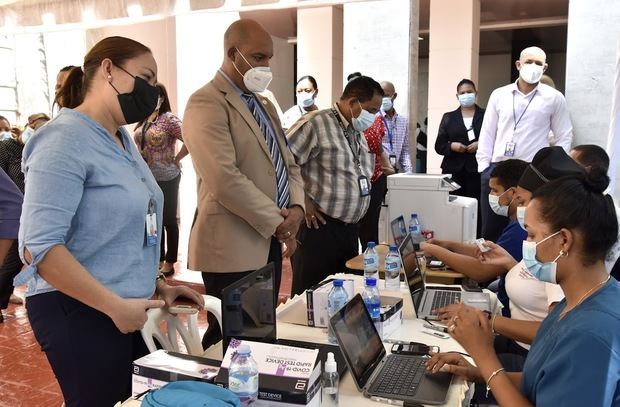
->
<box><xmin>363</xmin><ymin>115</ymin><xmax>385</xmax><ymax>183</ymax></box>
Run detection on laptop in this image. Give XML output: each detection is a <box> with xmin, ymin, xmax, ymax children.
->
<box><xmin>398</xmin><ymin>233</ymin><xmax>491</xmax><ymax>320</ymax></box>
<box><xmin>330</xmin><ymin>294</ymin><xmax>453</xmax><ymax>405</ymax></box>
<box><xmin>221</xmin><ymin>263</ymin><xmax>347</xmax><ymax>376</ymax></box>
<box><xmin>390</xmin><ymin>215</ymin><xmax>408</xmax><ymax>247</ymax></box>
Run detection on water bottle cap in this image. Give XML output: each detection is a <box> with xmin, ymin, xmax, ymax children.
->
<box><xmin>367</xmin><ymin>241</ymin><xmax>376</xmax><ymax>248</ymax></box>
<box><xmin>412</xmin><ymin>213</ymin><xmax>418</xmax><ymax>218</ymax></box>
<box><xmin>333</xmin><ymin>279</ymin><xmax>344</xmax><ymax>287</ymax></box>
<box><xmin>236</xmin><ymin>344</ymin><xmax>251</xmax><ymax>355</ymax></box>
<box><xmin>365</xmin><ymin>277</ymin><xmax>377</xmax><ymax>286</ymax></box>
<box><xmin>389</xmin><ymin>244</ymin><xmax>398</xmax><ymax>251</ymax></box>
<box><xmin>325</xmin><ymin>352</ymin><xmax>337</xmax><ymax>373</ymax></box>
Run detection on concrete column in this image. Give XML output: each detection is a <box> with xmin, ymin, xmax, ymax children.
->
<box><xmin>426</xmin><ymin>0</ymin><xmax>480</xmax><ymax>174</ymax></box>
<box><xmin>566</xmin><ymin>2</ymin><xmax>620</xmax><ymax>139</ymax></box>
<box><xmin>297</xmin><ymin>6</ymin><xmax>343</xmax><ymax>108</ymax></box>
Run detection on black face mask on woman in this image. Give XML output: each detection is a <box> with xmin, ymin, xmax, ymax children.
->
<box><xmin>109</xmin><ymin>65</ymin><xmax>160</xmax><ymax>124</ymax></box>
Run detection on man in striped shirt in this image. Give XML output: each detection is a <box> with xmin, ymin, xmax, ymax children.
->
<box><xmin>287</xmin><ymin>76</ymin><xmax>383</xmax><ymax>295</ymax></box>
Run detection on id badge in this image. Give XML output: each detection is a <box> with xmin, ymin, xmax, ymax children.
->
<box><xmin>145</xmin><ymin>198</ymin><xmax>158</xmax><ymax>247</ymax></box>
<box><xmin>467</xmin><ymin>128</ymin><xmax>475</xmax><ymax>142</ymax></box>
<box><xmin>358</xmin><ymin>175</ymin><xmax>371</xmax><ymax>197</ymax></box>
<box><xmin>389</xmin><ymin>154</ymin><xmax>397</xmax><ymax>167</ymax></box>
<box><xmin>504</xmin><ymin>141</ymin><xmax>516</xmax><ymax>157</ymax></box>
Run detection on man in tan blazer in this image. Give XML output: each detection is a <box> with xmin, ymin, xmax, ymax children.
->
<box><xmin>183</xmin><ymin>19</ymin><xmax>305</xmax><ymax>347</ymax></box>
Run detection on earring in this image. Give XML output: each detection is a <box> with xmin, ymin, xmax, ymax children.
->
<box><xmin>107</xmin><ymin>75</ymin><xmax>112</xmax><ymax>81</ymax></box>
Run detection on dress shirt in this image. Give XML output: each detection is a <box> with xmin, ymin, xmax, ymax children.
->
<box><xmin>287</xmin><ymin>104</ymin><xmax>374</xmax><ymax>224</ymax></box>
<box><xmin>381</xmin><ymin>111</ymin><xmax>412</xmax><ymax>172</ymax></box>
<box><xmin>15</xmin><ymin>109</ymin><xmax>163</xmax><ymax>299</ymax></box>
<box><xmin>0</xmin><ymin>168</ymin><xmax>22</xmax><ymax>239</ymax></box>
<box><xmin>476</xmin><ymin>81</ymin><xmax>573</xmax><ymax>172</ymax></box>
<box><xmin>363</xmin><ymin>116</ymin><xmax>385</xmax><ymax>183</ymax></box>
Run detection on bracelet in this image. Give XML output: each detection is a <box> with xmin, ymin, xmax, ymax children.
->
<box><xmin>155</xmin><ymin>272</ymin><xmax>166</xmax><ymax>284</ymax></box>
<box><xmin>485</xmin><ymin>367</ymin><xmax>505</xmax><ymax>397</ymax></box>
<box><xmin>490</xmin><ymin>314</ymin><xmax>498</xmax><ymax>335</ymax></box>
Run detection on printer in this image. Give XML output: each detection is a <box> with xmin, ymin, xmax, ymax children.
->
<box><xmin>386</xmin><ymin>173</ymin><xmax>477</xmax><ymax>243</ymax></box>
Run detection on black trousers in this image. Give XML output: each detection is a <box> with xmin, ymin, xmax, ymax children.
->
<box><xmin>0</xmin><ymin>241</ymin><xmax>22</xmax><ymax>309</ymax></box>
<box><xmin>447</xmin><ymin>169</ymin><xmax>482</xmax><ymax>238</ymax></box>
<box><xmin>27</xmin><ymin>291</ymin><xmax>149</xmax><ymax>407</ymax></box>
<box><xmin>480</xmin><ymin>164</ymin><xmax>509</xmax><ymax>242</ymax></box>
<box><xmin>291</xmin><ymin>215</ymin><xmax>359</xmax><ymax>296</ymax></box>
<box><xmin>157</xmin><ymin>174</ymin><xmax>181</xmax><ymax>263</ymax></box>
<box><xmin>201</xmin><ymin>238</ymin><xmax>282</xmax><ymax>349</ymax></box>
<box><xmin>358</xmin><ymin>174</ymin><xmax>388</xmax><ymax>251</ymax></box>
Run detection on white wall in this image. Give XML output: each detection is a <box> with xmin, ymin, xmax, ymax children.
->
<box><xmin>343</xmin><ymin>0</ymin><xmax>410</xmax><ymax>114</ymax></box>
<box><xmin>269</xmin><ymin>35</ymin><xmax>295</xmax><ymax>113</ymax></box>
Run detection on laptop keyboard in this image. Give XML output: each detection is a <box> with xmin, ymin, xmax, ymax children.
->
<box><xmin>370</xmin><ymin>356</ymin><xmax>426</xmax><ymax>397</ymax></box>
<box><xmin>431</xmin><ymin>290</ymin><xmax>461</xmax><ymax>310</ymax></box>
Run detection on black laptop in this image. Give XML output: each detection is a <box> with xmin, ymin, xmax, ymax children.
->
<box><xmin>221</xmin><ymin>263</ymin><xmax>346</xmax><ymax>376</ymax></box>
<box><xmin>330</xmin><ymin>294</ymin><xmax>453</xmax><ymax>405</ymax></box>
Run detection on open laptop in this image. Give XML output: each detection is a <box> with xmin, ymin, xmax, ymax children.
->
<box><xmin>398</xmin><ymin>233</ymin><xmax>491</xmax><ymax>320</ymax></box>
<box><xmin>221</xmin><ymin>263</ymin><xmax>346</xmax><ymax>376</ymax></box>
<box><xmin>330</xmin><ymin>294</ymin><xmax>453</xmax><ymax>405</ymax></box>
<box><xmin>390</xmin><ymin>215</ymin><xmax>408</xmax><ymax>247</ymax></box>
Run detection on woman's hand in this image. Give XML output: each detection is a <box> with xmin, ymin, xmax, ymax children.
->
<box><xmin>447</xmin><ymin>306</ymin><xmax>494</xmax><ymax>360</ymax></box>
<box><xmin>157</xmin><ymin>283</ymin><xmax>205</xmax><ymax>309</ymax></box>
<box><xmin>450</xmin><ymin>142</ymin><xmax>467</xmax><ymax>153</ymax></box>
<box><xmin>420</xmin><ymin>241</ymin><xmax>437</xmax><ymax>257</ymax></box>
<box><xmin>425</xmin><ymin>352</ymin><xmax>482</xmax><ymax>382</ymax></box>
<box><xmin>478</xmin><ymin>241</ymin><xmax>518</xmax><ymax>270</ymax></box>
<box><xmin>432</xmin><ymin>302</ymin><xmax>472</xmax><ymax>323</ymax></box>
<box><xmin>108</xmin><ymin>297</ymin><xmax>165</xmax><ymax>333</ymax></box>
<box><xmin>466</xmin><ymin>141</ymin><xmax>478</xmax><ymax>153</ymax></box>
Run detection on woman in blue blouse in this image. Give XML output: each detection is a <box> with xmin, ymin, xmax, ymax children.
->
<box><xmin>426</xmin><ymin>172</ymin><xmax>620</xmax><ymax>406</ymax></box>
<box><xmin>17</xmin><ymin>36</ymin><xmax>203</xmax><ymax>407</ymax></box>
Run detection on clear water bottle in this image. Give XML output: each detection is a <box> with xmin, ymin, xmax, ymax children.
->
<box><xmin>327</xmin><ymin>280</ymin><xmax>349</xmax><ymax>344</ymax></box>
<box><xmin>384</xmin><ymin>244</ymin><xmax>401</xmax><ymax>290</ymax></box>
<box><xmin>409</xmin><ymin>213</ymin><xmax>422</xmax><ymax>236</ymax></box>
<box><xmin>362</xmin><ymin>277</ymin><xmax>381</xmax><ymax>323</ymax></box>
<box><xmin>228</xmin><ymin>344</ymin><xmax>259</xmax><ymax>406</ymax></box>
<box><xmin>322</xmin><ymin>352</ymin><xmax>339</xmax><ymax>407</ymax></box>
<box><xmin>363</xmin><ymin>241</ymin><xmax>379</xmax><ymax>281</ymax></box>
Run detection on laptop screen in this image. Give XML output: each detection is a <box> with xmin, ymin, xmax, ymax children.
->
<box><xmin>330</xmin><ymin>294</ymin><xmax>386</xmax><ymax>391</ymax></box>
<box><xmin>390</xmin><ymin>215</ymin><xmax>408</xmax><ymax>247</ymax></box>
<box><xmin>221</xmin><ymin>263</ymin><xmax>277</xmax><ymax>352</ymax></box>
<box><xmin>398</xmin><ymin>234</ymin><xmax>425</xmax><ymax>314</ymax></box>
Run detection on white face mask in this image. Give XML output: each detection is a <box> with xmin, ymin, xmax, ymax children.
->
<box><xmin>297</xmin><ymin>91</ymin><xmax>315</xmax><ymax>108</ymax></box>
<box><xmin>233</xmin><ymin>48</ymin><xmax>273</xmax><ymax>93</ymax></box>
<box><xmin>351</xmin><ymin>101</ymin><xmax>376</xmax><ymax>132</ymax></box>
<box><xmin>488</xmin><ymin>189</ymin><xmax>512</xmax><ymax>217</ymax></box>
<box><xmin>519</xmin><ymin>62</ymin><xmax>544</xmax><ymax>84</ymax></box>
<box><xmin>21</xmin><ymin>127</ymin><xmax>35</xmax><ymax>143</ymax></box>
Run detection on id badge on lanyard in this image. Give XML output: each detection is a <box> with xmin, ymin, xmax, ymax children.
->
<box><xmin>358</xmin><ymin>175</ymin><xmax>370</xmax><ymax>197</ymax></box>
<box><xmin>145</xmin><ymin>197</ymin><xmax>158</xmax><ymax>247</ymax></box>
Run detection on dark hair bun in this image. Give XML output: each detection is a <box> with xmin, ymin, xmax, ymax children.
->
<box><xmin>583</xmin><ymin>167</ymin><xmax>610</xmax><ymax>194</ymax></box>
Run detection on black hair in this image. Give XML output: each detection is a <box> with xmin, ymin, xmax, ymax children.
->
<box><xmin>297</xmin><ymin>75</ymin><xmax>318</xmax><ymax>90</ymax></box>
<box><xmin>341</xmin><ymin>76</ymin><xmax>384</xmax><ymax>103</ymax></box>
<box><xmin>491</xmin><ymin>159</ymin><xmax>528</xmax><ymax>190</ymax></box>
<box><xmin>457</xmin><ymin>79</ymin><xmax>476</xmax><ymax>92</ymax></box>
<box><xmin>0</xmin><ymin>115</ymin><xmax>9</xmax><ymax>126</ymax></box>
<box><xmin>533</xmin><ymin>172</ymin><xmax>617</xmax><ymax>265</ymax></box>
<box><xmin>59</xmin><ymin>65</ymin><xmax>76</xmax><ymax>73</ymax></box>
<box><xmin>572</xmin><ymin>144</ymin><xmax>610</xmax><ymax>180</ymax></box>
<box><xmin>347</xmin><ymin>72</ymin><xmax>362</xmax><ymax>82</ymax></box>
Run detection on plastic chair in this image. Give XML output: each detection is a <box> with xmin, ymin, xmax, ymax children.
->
<box><xmin>141</xmin><ymin>295</ymin><xmax>222</xmax><ymax>357</ymax></box>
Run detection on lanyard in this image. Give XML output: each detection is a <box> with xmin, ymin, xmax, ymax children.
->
<box><xmin>512</xmin><ymin>90</ymin><xmax>537</xmax><ymax>133</ymax></box>
<box><xmin>382</xmin><ymin>114</ymin><xmax>394</xmax><ymax>150</ymax></box>
<box><xmin>331</xmin><ymin>108</ymin><xmax>362</xmax><ymax>170</ymax></box>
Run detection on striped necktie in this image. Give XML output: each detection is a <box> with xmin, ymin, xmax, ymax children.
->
<box><xmin>241</xmin><ymin>93</ymin><xmax>290</xmax><ymax>208</ymax></box>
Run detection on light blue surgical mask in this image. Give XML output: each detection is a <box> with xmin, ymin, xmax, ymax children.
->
<box><xmin>458</xmin><ymin>93</ymin><xmax>476</xmax><ymax>108</ymax></box>
<box><xmin>516</xmin><ymin>206</ymin><xmax>526</xmax><ymax>230</ymax></box>
<box><xmin>0</xmin><ymin>131</ymin><xmax>12</xmax><ymax>141</ymax></box>
<box><xmin>381</xmin><ymin>97</ymin><xmax>393</xmax><ymax>112</ymax></box>
<box><xmin>488</xmin><ymin>189</ymin><xmax>513</xmax><ymax>217</ymax></box>
<box><xmin>522</xmin><ymin>231</ymin><xmax>563</xmax><ymax>284</ymax></box>
<box><xmin>297</xmin><ymin>91</ymin><xmax>315</xmax><ymax>108</ymax></box>
<box><xmin>21</xmin><ymin>127</ymin><xmax>34</xmax><ymax>144</ymax></box>
<box><xmin>352</xmin><ymin>101</ymin><xmax>376</xmax><ymax>132</ymax></box>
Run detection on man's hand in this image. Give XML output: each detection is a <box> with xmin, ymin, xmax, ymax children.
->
<box><xmin>275</xmin><ymin>206</ymin><xmax>304</xmax><ymax>242</ymax></box>
<box><xmin>466</xmin><ymin>141</ymin><xmax>478</xmax><ymax>154</ymax></box>
<box><xmin>282</xmin><ymin>238</ymin><xmax>298</xmax><ymax>258</ymax></box>
<box><xmin>304</xmin><ymin>195</ymin><xmax>326</xmax><ymax>229</ymax></box>
<box><xmin>450</xmin><ymin>142</ymin><xmax>467</xmax><ymax>153</ymax></box>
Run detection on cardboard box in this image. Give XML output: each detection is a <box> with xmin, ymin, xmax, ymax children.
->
<box><xmin>306</xmin><ymin>278</ymin><xmax>355</xmax><ymax>327</ymax></box>
<box><xmin>131</xmin><ymin>350</ymin><xmax>220</xmax><ymax>395</ymax></box>
<box><xmin>376</xmin><ymin>295</ymin><xmax>404</xmax><ymax>340</ymax></box>
<box><xmin>215</xmin><ymin>340</ymin><xmax>321</xmax><ymax>406</ymax></box>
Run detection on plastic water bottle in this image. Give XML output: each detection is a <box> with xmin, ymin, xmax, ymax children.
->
<box><xmin>228</xmin><ymin>344</ymin><xmax>259</xmax><ymax>406</ymax></box>
<box><xmin>363</xmin><ymin>241</ymin><xmax>379</xmax><ymax>281</ymax></box>
<box><xmin>322</xmin><ymin>352</ymin><xmax>339</xmax><ymax>407</ymax></box>
<box><xmin>409</xmin><ymin>213</ymin><xmax>422</xmax><ymax>236</ymax></box>
<box><xmin>362</xmin><ymin>277</ymin><xmax>381</xmax><ymax>324</ymax></box>
<box><xmin>384</xmin><ymin>244</ymin><xmax>401</xmax><ymax>290</ymax></box>
<box><xmin>327</xmin><ymin>280</ymin><xmax>349</xmax><ymax>344</ymax></box>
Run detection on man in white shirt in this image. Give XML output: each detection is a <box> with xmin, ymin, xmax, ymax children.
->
<box><xmin>476</xmin><ymin>46</ymin><xmax>573</xmax><ymax>241</ymax></box>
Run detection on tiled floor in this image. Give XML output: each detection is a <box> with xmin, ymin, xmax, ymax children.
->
<box><xmin>0</xmin><ymin>260</ymin><xmax>293</xmax><ymax>406</ymax></box>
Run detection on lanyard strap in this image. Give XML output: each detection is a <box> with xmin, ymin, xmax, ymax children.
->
<box><xmin>331</xmin><ymin>108</ymin><xmax>362</xmax><ymax>170</ymax></box>
<box><xmin>382</xmin><ymin>115</ymin><xmax>394</xmax><ymax>149</ymax></box>
<box><xmin>512</xmin><ymin>90</ymin><xmax>537</xmax><ymax>133</ymax></box>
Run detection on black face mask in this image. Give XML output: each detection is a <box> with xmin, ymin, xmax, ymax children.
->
<box><xmin>109</xmin><ymin>65</ymin><xmax>160</xmax><ymax>124</ymax></box>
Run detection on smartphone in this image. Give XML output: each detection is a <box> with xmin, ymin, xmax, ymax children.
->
<box><xmin>428</xmin><ymin>260</ymin><xmax>445</xmax><ymax>268</ymax></box>
<box><xmin>168</xmin><ymin>304</ymin><xmax>199</xmax><ymax>315</ymax></box>
<box><xmin>475</xmin><ymin>238</ymin><xmax>491</xmax><ymax>253</ymax></box>
<box><xmin>390</xmin><ymin>342</ymin><xmax>436</xmax><ymax>356</ymax></box>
